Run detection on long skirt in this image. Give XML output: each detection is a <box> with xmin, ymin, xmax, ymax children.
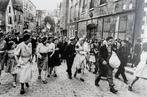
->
<box><xmin>38</xmin><ymin>53</ymin><xmax>48</xmax><ymax>71</ymax></box>
<box><xmin>19</xmin><ymin>62</ymin><xmax>32</xmax><ymax>83</ymax></box>
<box><xmin>73</xmin><ymin>53</ymin><xmax>86</xmax><ymax>69</ymax></box>
<box><xmin>134</xmin><ymin>51</ymin><xmax>147</xmax><ymax>79</ymax></box>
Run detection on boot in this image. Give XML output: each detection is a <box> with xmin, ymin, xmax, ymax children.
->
<box><xmin>20</xmin><ymin>83</ymin><xmax>25</xmax><ymax>95</ymax></box>
<box><xmin>25</xmin><ymin>83</ymin><xmax>29</xmax><ymax>88</ymax></box>
<box><xmin>128</xmin><ymin>86</ymin><xmax>133</xmax><ymax>91</ymax></box>
<box><xmin>80</xmin><ymin>78</ymin><xmax>84</xmax><ymax>82</ymax></box>
<box><xmin>20</xmin><ymin>88</ymin><xmax>25</xmax><ymax>95</ymax></box>
<box><xmin>110</xmin><ymin>86</ymin><xmax>118</xmax><ymax>94</ymax></box>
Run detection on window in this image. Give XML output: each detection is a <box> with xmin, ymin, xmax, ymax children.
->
<box><xmin>0</xmin><ymin>20</ymin><xmax>2</xmax><ymax>25</ymax></box>
<box><xmin>100</xmin><ymin>0</ymin><xmax>107</xmax><ymax>5</ymax></box>
<box><xmin>14</xmin><ymin>15</ymin><xmax>17</xmax><ymax>22</ymax></box>
<box><xmin>9</xmin><ymin>7</ymin><xmax>11</xmax><ymax>13</ymax></box>
<box><xmin>75</xmin><ymin>3</ymin><xmax>78</xmax><ymax>18</ymax></box>
<box><xmin>104</xmin><ymin>18</ymin><xmax>111</xmax><ymax>32</ymax></box>
<box><xmin>82</xmin><ymin>0</ymin><xmax>86</xmax><ymax>12</ymax></box>
<box><xmin>119</xmin><ymin>16</ymin><xmax>128</xmax><ymax>33</ymax></box>
<box><xmin>70</xmin><ymin>6</ymin><xmax>73</xmax><ymax>22</ymax></box>
<box><xmin>90</xmin><ymin>0</ymin><xmax>94</xmax><ymax>9</ymax></box>
<box><xmin>19</xmin><ymin>15</ymin><xmax>21</xmax><ymax>22</ymax></box>
<box><xmin>8</xmin><ymin>17</ymin><xmax>12</xmax><ymax>24</ymax></box>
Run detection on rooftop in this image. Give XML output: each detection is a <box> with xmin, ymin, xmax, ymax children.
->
<box><xmin>0</xmin><ymin>0</ymin><xmax>23</xmax><ymax>13</ymax></box>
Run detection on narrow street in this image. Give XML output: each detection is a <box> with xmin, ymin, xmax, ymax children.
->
<box><xmin>0</xmin><ymin>62</ymin><xmax>147</xmax><ymax>97</ymax></box>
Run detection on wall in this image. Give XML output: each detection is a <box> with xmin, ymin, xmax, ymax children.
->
<box><xmin>76</xmin><ymin>0</ymin><xmax>136</xmax><ymax>40</ymax></box>
<box><xmin>14</xmin><ymin>9</ymin><xmax>23</xmax><ymax>33</ymax></box>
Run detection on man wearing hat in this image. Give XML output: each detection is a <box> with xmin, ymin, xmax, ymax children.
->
<box><xmin>63</xmin><ymin>37</ymin><xmax>76</xmax><ymax>79</ymax></box>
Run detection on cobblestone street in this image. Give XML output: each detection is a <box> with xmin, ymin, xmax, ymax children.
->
<box><xmin>0</xmin><ymin>62</ymin><xmax>147</xmax><ymax>97</ymax></box>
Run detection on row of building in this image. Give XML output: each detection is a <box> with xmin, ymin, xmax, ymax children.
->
<box><xmin>58</xmin><ymin>0</ymin><xmax>147</xmax><ymax>44</ymax></box>
<box><xmin>0</xmin><ymin>0</ymin><xmax>36</xmax><ymax>33</ymax></box>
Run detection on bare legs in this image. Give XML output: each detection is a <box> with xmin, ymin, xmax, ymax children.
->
<box><xmin>128</xmin><ymin>77</ymin><xmax>139</xmax><ymax>91</ymax></box>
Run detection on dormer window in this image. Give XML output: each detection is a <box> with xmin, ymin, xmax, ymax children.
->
<box><xmin>9</xmin><ymin>6</ymin><xmax>11</xmax><ymax>13</ymax></box>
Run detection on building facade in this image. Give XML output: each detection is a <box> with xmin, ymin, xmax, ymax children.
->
<box><xmin>23</xmin><ymin>0</ymin><xmax>36</xmax><ymax>31</ymax></box>
<box><xmin>134</xmin><ymin>0</ymin><xmax>147</xmax><ymax>43</ymax></box>
<box><xmin>0</xmin><ymin>0</ymin><xmax>36</xmax><ymax>33</ymax></box>
<box><xmin>59</xmin><ymin>0</ymin><xmax>69</xmax><ymax>36</ymax></box>
<box><xmin>68</xmin><ymin>0</ymin><xmax>138</xmax><ymax>44</ymax></box>
<box><xmin>0</xmin><ymin>0</ymin><xmax>14</xmax><ymax>33</ymax></box>
<box><xmin>12</xmin><ymin>0</ymin><xmax>23</xmax><ymax>33</ymax></box>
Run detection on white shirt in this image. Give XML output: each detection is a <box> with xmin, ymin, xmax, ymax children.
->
<box><xmin>46</xmin><ymin>43</ymin><xmax>55</xmax><ymax>52</ymax></box>
<box><xmin>83</xmin><ymin>42</ymin><xmax>90</xmax><ymax>52</ymax></box>
<box><xmin>36</xmin><ymin>43</ymin><xmax>48</xmax><ymax>54</ymax></box>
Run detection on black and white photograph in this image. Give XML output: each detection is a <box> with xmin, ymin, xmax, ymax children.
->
<box><xmin>0</xmin><ymin>0</ymin><xmax>147</xmax><ymax>97</ymax></box>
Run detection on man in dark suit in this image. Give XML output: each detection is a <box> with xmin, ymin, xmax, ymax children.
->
<box><xmin>115</xmin><ymin>40</ymin><xmax>128</xmax><ymax>84</ymax></box>
<box><xmin>95</xmin><ymin>37</ymin><xmax>118</xmax><ymax>94</ymax></box>
<box><xmin>64</xmin><ymin>37</ymin><xmax>76</xmax><ymax>79</ymax></box>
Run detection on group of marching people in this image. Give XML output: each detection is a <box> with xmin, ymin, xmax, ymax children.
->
<box><xmin>0</xmin><ymin>30</ymin><xmax>147</xmax><ymax>95</ymax></box>
<box><xmin>0</xmin><ymin>31</ymin><xmax>68</xmax><ymax>94</ymax></box>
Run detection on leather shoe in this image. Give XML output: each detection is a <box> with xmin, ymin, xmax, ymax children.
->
<box><xmin>110</xmin><ymin>88</ymin><xmax>118</xmax><ymax>94</ymax></box>
<box><xmin>20</xmin><ymin>89</ymin><xmax>25</xmax><ymax>95</ymax></box>
<box><xmin>95</xmin><ymin>83</ymin><xmax>99</xmax><ymax>87</ymax></box>
<box><xmin>128</xmin><ymin>86</ymin><xmax>133</xmax><ymax>91</ymax></box>
<box><xmin>80</xmin><ymin>78</ymin><xmax>85</xmax><ymax>82</ymax></box>
<box><xmin>42</xmin><ymin>80</ymin><xmax>48</xmax><ymax>84</ymax></box>
<box><xmin>26</xmin><ymin>83</ymin><xmax>29</xmax><ymax>88</ymax></box>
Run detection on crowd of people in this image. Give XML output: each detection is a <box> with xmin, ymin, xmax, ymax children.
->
<box><xmin>0</xmin><ymin>30</ymin><xmax>147</xmax><ymax>95</ymax></box>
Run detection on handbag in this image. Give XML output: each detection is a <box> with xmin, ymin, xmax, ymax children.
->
<box><xmin>109</xmin><ymin>51</ymin><xmax>121</xmax><ymax>68</ymax></box>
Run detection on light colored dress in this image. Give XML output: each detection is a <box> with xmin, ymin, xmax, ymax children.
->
<box><xmin>73</xmin><ymin>42</ymin><xmax>86</xmax><ymax>70</ymax></box>
<box><xmin>134</xmin><ymin>51</ymin><xmax>147</xmax><ymax>79</ymax></box>
<box><xmin>14</xmin><ymin>42</ymin><xmax>32</xmax><ymax>83</ymax></box>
